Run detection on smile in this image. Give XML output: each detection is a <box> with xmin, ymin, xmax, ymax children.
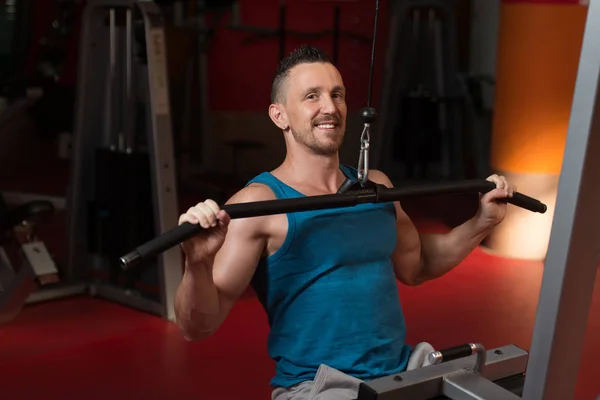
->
<box><xmin>315</xmin><ymin>123</ymin><xmax>337</xmax><ymax>129</ymax></box>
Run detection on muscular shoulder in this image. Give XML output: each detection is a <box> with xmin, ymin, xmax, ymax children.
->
<box><xmin>223</xmin><ymin>183</ymin><xmax>278</xmax><ymax>237</ymax></box>
<box><xmin>225</xmin><ymin>183</ymin><xmax>277</xmax><ymax>205</ymax></box>
<box><xmin>367</xmin><ymin>169</ymin><xmax>411</xmax><ymax>222</ymax></box>
<box><xmin>367</xmin><ymin>169</ymin><xmax>394</xmax><ymax>188</ymax></box>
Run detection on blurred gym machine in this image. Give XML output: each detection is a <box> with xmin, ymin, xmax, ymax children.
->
<box><xmin>0</xmin><ymin>0</ymin><xmax>81</xmax><ymax>139</ymax></box>
<box><xmin>152</xmin><ymin>0</ymin><xmax>233</xmax><ymax>185</ymax></box>
<box><xmin>0</xmin><ymin>193</ymin><xmax>56</xmax><ymax>324</ymax></box>
<box><xmin>0</xmin><ymin>0</ymin><xmax>39</xmax><ymax>131</ymax></box>
<box><xmin>66</xmin><ymin>0</ymin><xmax>181</xmax><ymax>320</ymax></box>
<box><xmin>3</xmin><ymin>0</ymin><xmax>184</xmax><ymax>321</ymax></box>
<box><xmin>0</xmin><ymin>0</ymin><xmax>32</xmax><ymax>94</ymax></box>
<box><xmin>373</xmin><ymin>0</ymin><xmax>492</xmax><ymax>182</ymax></box>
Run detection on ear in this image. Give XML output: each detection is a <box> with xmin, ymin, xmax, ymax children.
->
<box><xmin>268</xmin><ymin>103</ymin><xmax>289</xmax><ymax>131</ymax></box>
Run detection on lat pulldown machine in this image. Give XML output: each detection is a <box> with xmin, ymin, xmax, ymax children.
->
<box><xmin>0</xmin><ymin>0</ymin><xmax>186</xmax><ymax>321</ymax></box>
<box><xmin>0</xmin><ymin>0</ymin><xmax>183</xmax><ymax>323</ymax></box>
<box><xmin>120</xmin><ymin>0</ymin><xmax>600</xmax><ymax>398</ymax></box>
<box><xmin>64</xmin><ymin>0</ymin><xmax>182</xmax><ymax>320</ymax></box>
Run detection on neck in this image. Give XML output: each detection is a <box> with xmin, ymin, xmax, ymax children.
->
<box><xmin>280</xmin><ymin>147</ymin><xmax>344</xmax><ymax>193</ymax></box>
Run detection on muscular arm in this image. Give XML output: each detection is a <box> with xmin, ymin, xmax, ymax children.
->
<box><xmin>368</xmin><ymin>170</ymin><xmax>492</xmax><ymax>286</ymax></box>
<box><xmin>174</xmin><ymin>184</ymin><xmax>274</xmax><ymax>340</ymax></box>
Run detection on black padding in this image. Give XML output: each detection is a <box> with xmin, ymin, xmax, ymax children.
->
<box><xmin>438</xmin><ymin>344</ymin><xmax>473</xmax><ymax>362</ymax></box>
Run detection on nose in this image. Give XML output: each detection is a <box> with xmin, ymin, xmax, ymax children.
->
<box><xmin>320</xmin><ymin>94</ymin><xmax>337</xmax><ymax>114</ymax></box>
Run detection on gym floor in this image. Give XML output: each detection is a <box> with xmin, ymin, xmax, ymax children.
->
<box><xmin>1</xmin><ymin>158</ymin><xmax>599</xmax><ymax>399</ymax></box>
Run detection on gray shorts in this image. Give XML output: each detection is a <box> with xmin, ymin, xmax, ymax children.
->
<box><xmin>271</xmin><ymin>342</ymin><xmax>434</xmax><ymax>400</ymax></box>
<box><xmin>271</xmin><ymin>364</ymin><xmax>362</xmax><ymax>400</ymax></box>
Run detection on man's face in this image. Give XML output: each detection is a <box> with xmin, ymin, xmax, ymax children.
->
<box><xmin>281</xmin><ymin>62</ymin><xmax>347</xmax><ymax>156</ymax></box>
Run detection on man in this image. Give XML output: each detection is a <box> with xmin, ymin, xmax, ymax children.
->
<box><xmin>175</xmin><ymin>45</ymin><xmax>515</xmax><ymax>399</ymax></box>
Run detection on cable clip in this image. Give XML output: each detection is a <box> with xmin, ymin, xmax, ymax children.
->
<box><xmin>357</xmin><ymin>124</ymin><xmax>370</xmax><ymax>185</ymax></box>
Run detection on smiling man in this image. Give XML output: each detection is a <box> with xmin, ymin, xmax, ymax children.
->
<box><xmin>174</xmin><ymin>45</ymin><xmax>515</xmax><ymax>399</ymax></box>
<box><xmin>268</xmin><ymin>48</ymin><xmax>347</xmax><ymax>159</ymax></box>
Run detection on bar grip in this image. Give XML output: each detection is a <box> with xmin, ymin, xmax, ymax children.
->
<box><xmin>481</xmin><ymin>181</ymin><xmax>547</xmax><ymax>214</ymax></box>
<box><xmin>119</xmin><ymin>221</ymin><xmax>200</xmax><ymax>269</ymax></box>
<box><xmin>436</xmin><ymin>344</ymin><xmax>473</xmax><ymax>362</ymax></box>
<box><xmin>427</xmin><ymin>343</ymin><xmax>487</xmax><ymax>373</ymax></box>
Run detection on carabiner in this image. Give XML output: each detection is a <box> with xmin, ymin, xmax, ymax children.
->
<box><xmin>357</xmin><ymin>124</ymin><xmax>371</xmax><ymax>185</ymax></box>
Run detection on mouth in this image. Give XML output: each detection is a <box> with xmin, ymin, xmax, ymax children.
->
<box><xmin>314</xmin><ymin>122</ymin><xmax>338</xmax><ymax>131</ymax></box>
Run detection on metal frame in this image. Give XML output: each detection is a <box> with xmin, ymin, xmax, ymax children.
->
<box><xmin>138</xmin><ymin>0</ymin><xmax>182</xmax><ymax>322</ymax></box>
<box><xmin>65</xmin><ymin>0</ymin><xmax>182</xmax><ymax>321</ymax></box>
<box><xmin>522</xmin><ymin>1</ymin><xmax>600</xmax><ymax>398</ymax></box>
<box><xmin>356</xmin><ymin>344</ymin><xmax>527</xmax><ymax>399</ymax></box>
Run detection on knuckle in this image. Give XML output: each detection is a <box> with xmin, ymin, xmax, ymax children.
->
<box><xmin>205</xmin><ymin>199</ymin><xmax>219</xmax><ymax>208</ymax></box>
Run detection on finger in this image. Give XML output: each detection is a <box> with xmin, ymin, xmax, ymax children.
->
<box><xmin>217</xmin><ymin>209</ymin><xmax>231</xmax><ymax>226</ymax></box>
<box><xmin>486</xmin><ymin>174</ymin><xmax>502</xmax><ymax>189</ymax></box>
<box><xmin>503</xmin><ymin>180</ymin><xmax>515</xmax><ymax>197</ymax></box>
<box><xmin>486</xmin><ymin>174</ymin><xmax>499</xmax><ymax>183</ymax></box>
<box><xmin>198</xmin><ymin>200</ymin><xmax>221</xmax><ymax>228</ymax></box>
<box><xmin>482</xmin><ymin>188</ymin><xmax>509</xmax><ymax>202</ymax></box>
<box><xmin>203</xmin><ymin>199</ymin><xmax>231</xmax><ymax>229</ymax></box>
<box><xmin>496</xmin><ymin>175</ymin><xmax>506</xmax><ymax>190</ymax></box>
<box><xmin>204</xmin><ymin>199</ymin><xmax>221</xmax><ymax>226</ymax></box>
<box><xmin>179</xmin><ymin>207</ymin><xmax>199</xmax><ymax>225</ymax></box>
<box><xmin>204</xmin><ymin>199</ymin><xmax>221</xmax><ymax>218</ymax></box>
<box><xmin>178</xmin><ymin>212</ymin><xmax>197</xmax><ymax>225</ymax></box>
<box><xmin>498</xmin><ymin>175</ymin><xmax>509</xmax><ymax>193</ymax></box>
<box><xmin>500</xmin><ymin>177</ymin><xmax>515</xmax><ymax>197</ymax></box>
<box><xmin>200</xmin><ymin>202</ymin><xmax>220</xmax><ymax>228</ymax></box>
<box><xmin>189</xmin><ymin>203</ymin><xmax>214</xmax><ymax>229</ymax></box>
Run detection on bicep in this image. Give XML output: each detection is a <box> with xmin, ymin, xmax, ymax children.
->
<box><xmin>211</xmin><ymin>217</ymin><xmax>265</xmax><ymax>309</ymax></box>
<box><xmin>368</xmin><ymin>170</ymin><xmax>422</xmax><ymax>284</ymax></box>
<box><xmin>391</xmin><ymin>204</ymin><xmax>422</xmax><ymax>285</ymax></box>
<box><xmin>209</xmin><ymin>185</ymin><xmax>272</xmax><ymax>316</ymax></box>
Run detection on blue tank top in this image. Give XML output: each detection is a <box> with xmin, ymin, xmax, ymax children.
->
<box><xmin>246</xmin><ymin>165</ymin><xmax>412</xmax><ymax>388</ymax></box>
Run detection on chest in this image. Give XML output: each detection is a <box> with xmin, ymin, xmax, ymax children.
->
<box><xmin>265</xmin><ymin>202</ymin><xmax>397</xmax><ymax>264</ymax></box>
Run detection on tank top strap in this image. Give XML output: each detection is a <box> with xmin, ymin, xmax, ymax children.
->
<box><xmin>245</xmin><ymin>172</ymin><xmax>301</xmax><ymax>200</ymax></box>
<box><xmin>339</xmin><ymin>164</ymin><xmax>359</xmax><ymax>181</ymax></box>
<box><xmin>246</xmin><ymin>165</ymin><xmax>359</xmax><ymax>199</ymax></box>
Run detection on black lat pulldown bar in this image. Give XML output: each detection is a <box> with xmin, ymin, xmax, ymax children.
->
<box><xmin>120</xmin><ymin>179</ymin><xmax>547</xmax><ymax>270</ymax></box>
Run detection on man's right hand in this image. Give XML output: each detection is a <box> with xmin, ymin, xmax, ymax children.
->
<box><xmin>178</xmin><ymin>199</ymin><xmax>231</xmax><ymax>265</ymax></box>
<box><xmin>174</xmin><ymin>185</ymin><xmax>273</xmax><ymax>341</ymax></box>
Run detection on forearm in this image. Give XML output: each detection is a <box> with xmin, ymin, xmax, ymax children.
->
<box><xmin>175</xmin><ymin>258</ymin><xmax>222</xmax><ymax>340</ymax></box>
<box><xmin>418</xmin><ymin>216</ymin><xmax>492</xmax><ymax>282</ymax></box>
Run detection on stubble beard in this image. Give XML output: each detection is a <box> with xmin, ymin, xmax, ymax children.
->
<box><xmin>290</xmin><ymin>125</ymin><xmax>344</xmax><ymax>156</ymax></box>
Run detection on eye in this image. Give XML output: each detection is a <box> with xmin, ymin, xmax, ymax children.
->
<box><xmin>306</xmin><ymin>93</ymin><xmax>318</xmax><ymax>100</ymax></box>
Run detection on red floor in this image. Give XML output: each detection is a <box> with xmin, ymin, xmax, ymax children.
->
<box><xmin>1</xmin><ymin>236</ymin><xmax>599</xmax><ymax>399</ymax></box>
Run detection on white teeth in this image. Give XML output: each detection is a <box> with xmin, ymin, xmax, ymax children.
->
<box><xmin>317</xmin><ymin>124</ymin><xmax>335</xmax><ymax>129</ymax></box>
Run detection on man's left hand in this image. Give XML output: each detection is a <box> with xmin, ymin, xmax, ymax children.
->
<box><xmin>475</xmin><ymin>174</ymin><xmax>515</xmax><ymax>229</ymax></box>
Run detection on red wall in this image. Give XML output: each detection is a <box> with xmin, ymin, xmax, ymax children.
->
<box><xmin>205</xmin><ymin>0</ymin><xmax>390</xmax><ymax>112</ymax></box>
